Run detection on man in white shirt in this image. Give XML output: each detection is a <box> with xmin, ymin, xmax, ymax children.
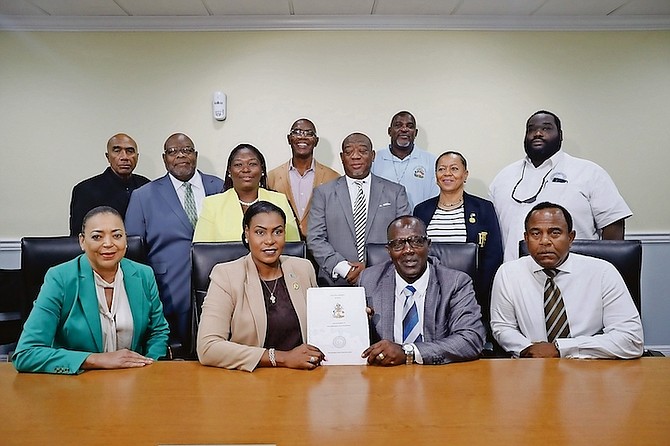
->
<box><xmin>489</xmin><ymin>110</ymin><xmax>632</xmax><ymax>262</ymax></box>
<box><xmin>490</xmin><ymin>202</ymin><xmax>643</xmax><ymax>359</ymax></box>
<box><xmin>372</xmin><ymin>111</ymin><xmax>438</xmax><ymax>210</ymax></box>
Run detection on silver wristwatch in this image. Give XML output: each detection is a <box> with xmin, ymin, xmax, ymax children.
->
<box><xmin>402</xmin><ymin>343</ymin><xmax>415</xmax><ymax>365</ymax></box>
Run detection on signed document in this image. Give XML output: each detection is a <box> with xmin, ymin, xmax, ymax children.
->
<box><xmin>307</xmin><ymin>287</ymin><xmax>370</xmax><ymax>365</ymax></box>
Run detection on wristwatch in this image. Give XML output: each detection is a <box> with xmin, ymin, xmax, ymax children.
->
<box><xmin>402</xmin><ymin>344</ymin><xmax>415</xmax><ymax>365</ymax></box>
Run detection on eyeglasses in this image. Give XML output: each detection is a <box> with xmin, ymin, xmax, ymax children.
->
<box><xmin>290</xmin><ymin>129</ymin><xmax>316</xmax><ymax>137</ymax></box>
<box><xmin>165</xmin><ymin>147</ymin><xmax>196</xmax><ymax>156</ymax></box>
<box><xmin>387</xmin><ymin>235</ymin><xmax>429</xmax><ymax>252</ymax></box>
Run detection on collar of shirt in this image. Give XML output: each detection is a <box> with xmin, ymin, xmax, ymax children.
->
<box><xmin>528</xmin><ymin>251</ymin><xmax>574</xmax><ymax>284</ymax></box>
<box><xmin>288</xmin><ymin>158</ymin><xmax>315</xmax><ymax>174</ymax></box>
<box><xmin>167</xmin><ymin>170</ymin><xmax>205</xmax><ymax>213</ymax></box>
<box><xmin>345</xmin><ymin>174</ymin><xmax>372</xmax><ymax>207</ymax></box>
<box><xmin>167</xmin><ymin>170</ymin><xmax>203</xmax><ymax>192</ymax></box>
<box><xmin>382</xmin><ymin>145</ymin><xmax>420</xmax><ymax>162</ymax></box>
<box><xmin>394</xmin><ymin>266</ymin><xmax>430</xmax><ymax>298</ymax></box>
<box><xmin>523</xmin><ymin>149</ymin><xmax>564</xmax><ymax>171</ymax></box>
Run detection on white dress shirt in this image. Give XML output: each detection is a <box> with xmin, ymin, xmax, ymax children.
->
<box><xmin>490</xmin><ymin>253</ymin><xmax>644</xmax><ymax>359</ymax></box>
<box><xmin>168</xmin><ymin>170</ymin><xmax>206</xmax><ymax>215</ymax></box>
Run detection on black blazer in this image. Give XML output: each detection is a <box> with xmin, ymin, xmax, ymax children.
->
<box><xmin>413</xmin><ymin>192</ymin><xmax>503</xmax><ymax>330</ymax></box>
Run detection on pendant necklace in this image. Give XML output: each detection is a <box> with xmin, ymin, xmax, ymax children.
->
<box><xmin>261</xmin><ymin>277</ymin><xmax>280</xmax><ymax>304</ymax></box>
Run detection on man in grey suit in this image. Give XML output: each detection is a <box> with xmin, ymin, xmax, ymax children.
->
<box><xmin>125</xmin><ymin>133</ymin><xmax>224</xmax><ymax>353</ymax></box>
<box><xmin>307</xmin><ymin>132</ymin><xmax>410</xmax><ymax>286</ymax></box>
<box><xmin>360</xmin><ymin>216</ymin><xmax>485</xmax><ymax>365</ymax></box>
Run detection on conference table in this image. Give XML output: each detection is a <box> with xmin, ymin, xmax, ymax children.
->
<box><xmin>1</xmin><ymin>358</ymin><xmax>668</xmax><ymax>445</ymax></box>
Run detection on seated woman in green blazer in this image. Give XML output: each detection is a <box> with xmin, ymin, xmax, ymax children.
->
<box><xmin>13</xmin><ymin>206</ymin><xmax>170</xmax><ymax>374</ymax></box>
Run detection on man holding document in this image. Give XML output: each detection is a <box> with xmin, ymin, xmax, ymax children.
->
<box><xmin>359</xmin><ymin>216</ymin><xmax>486</xmax><ymax>365</ymax></box>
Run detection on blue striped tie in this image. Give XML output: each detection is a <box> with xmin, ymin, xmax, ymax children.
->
<box><xmin>402</xmin><ymin>285</ymin><xmax>422</xmax><ymax>343</ymax></box>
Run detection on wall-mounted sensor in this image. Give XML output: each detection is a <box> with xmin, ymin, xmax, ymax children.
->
<box><xmin>213</xmin><ymin>92</ymin><xmax>226</xmax><ymax>121</ymax></box>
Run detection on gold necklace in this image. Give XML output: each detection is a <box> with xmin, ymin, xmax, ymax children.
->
<box><xmin>438</xmin><ymin>197</ymin><xmax>464</xmax><ymax>209</ymax></box>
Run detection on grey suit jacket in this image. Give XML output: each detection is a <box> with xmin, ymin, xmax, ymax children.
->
<box><xmin>359</xmin><ymin>259</ymin><xmax>486</xmax><ymax>364</ymax></box>
<box><xmin>307</xmin><ymin>174</ymin><xmax>410</xmax><ymax>286</ymax></box>
<box><xmin>125</xmin><ymin>171</ymin><xmax>224</xmax><ymax>342</ymax></box>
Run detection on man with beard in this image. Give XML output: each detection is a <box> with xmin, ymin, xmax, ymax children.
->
<box><xmin>372</xmin><ymin>111</ymin><xmax>438</xmax><ymax>209</ymax></box>
<box><xmin>69</xmin><ymin>133</ymin><xmax>150</xmax><ymax>235</ymax></box>
<box><xmin>359</xmin><ymin>216</ymin><xmax>485</xmax><ymax>366</ymax></box>
<box><xmin>489</xmin><ymin>110</ymin><xmax>632</xmax><ymax>261</ymax></box>
<box><xmin>268</xmin><ymin>118</ymin><xmax>340</xmax><ymax>239</ymax></box>
<box><xmin>125</xmin><ymin>133</ymin><xmax>224</xmax><ymax>353</ymax></box>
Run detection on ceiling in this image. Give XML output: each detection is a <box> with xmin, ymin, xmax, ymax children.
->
<box><xmin>1</xmin><ymin>0</ymin><xmax>670</xmax><ymax>31</ymax></box>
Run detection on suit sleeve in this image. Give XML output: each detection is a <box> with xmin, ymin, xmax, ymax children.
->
<box><xmin>12</xmin><ymin>269</ymin><xmax>91</xmax><ymax>374</ymax></box>
<box><xmin>196</xmin><ymin>266</ymin><xmax>266</xmax><ymax>372</ymax></box>
<box><xmin>124</xmin><ymin>191</ymin><xmax>147</xmax><ymax>239</ymax></box>
<box><xmin>139</xmin><ymin>267</ymin><xmax>171</xmax><ymax>360</ymax></box>
<box><xmin>306</xmin><ymin>186</ymin><xmax>347</xmax><ymax>277</ymax></box>
<box><xmin>417</xmin><ymin>273</ymin><xmax>486</xmax><ymax>364</ymax></box>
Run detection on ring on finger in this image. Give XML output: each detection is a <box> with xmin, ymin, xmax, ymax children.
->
<box><xmin>377</xmin><ymin>352</ymin><xmax>385</xmax><ymax>361</ymax></box>
<box><xmin>309</xmin><ymin>356</ymin><xmax>317</xmax><ymax>363</ymax></box>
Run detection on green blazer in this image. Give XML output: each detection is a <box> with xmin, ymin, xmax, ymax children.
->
<box><xmin>13</xmin><ymin>255</ymin><xmax>170</xmax><ymax>374</ymax></box>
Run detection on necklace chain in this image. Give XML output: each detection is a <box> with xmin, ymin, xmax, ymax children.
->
<box><xmin>392</xmin><ymin>157</ymin><xmax>411</xmax><ymax>184</ymax></box>
<box><xmin>261</xmin><ymin>276</ymin><xmax>281</xmax><ymax>304</ymax></box>
<box><xmin>438</xmin><ymin>197</ymin><xmax>464</xmax><ymax>209</ymax></box>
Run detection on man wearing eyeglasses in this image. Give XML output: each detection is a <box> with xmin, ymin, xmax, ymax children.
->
<box><xmin>125</xmin><ymin>133</ymin><xmax>224</xmax><ymax>354</ymax></box>
<box><xmin>360</xmin><ymin>216</ymin><xmax>485</xmax><ymax>366</ymax></box>
<box><xmin>489</xmin><ymin>110</ymin><xmax>632</xmax><ymax>262</ymax></box>
<box><xmin>69</xmin><ymin>133</ymin><xmax>150</xmax><ymax>236</ymax></box>
<box><xmin>268</xmin><ymin>118</ymin><xmax>340</xmax><ymax>239</ymax></box>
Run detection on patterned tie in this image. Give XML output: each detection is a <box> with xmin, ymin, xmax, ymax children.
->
<box><xmin>402</xmin><ymin>285</ymin><xmax>422</xmax><ymax>343</ymax></box>
<box><xmin>543</xmin><ymin>269</ymin><xmax>570</xmax><ymax>342</ymax></box>
<box><xmin>352</xmin><ymin>180</ymin><xmax>367</xmax><ymax>263</ymax></box>
<box><xmin>183</xmin><ymin>182</ymin><xmax>198</xmax><ymax>228</ymax></box>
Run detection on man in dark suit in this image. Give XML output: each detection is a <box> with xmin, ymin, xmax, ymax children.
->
<box><xmin>69</xmin><ymin>133</ymin><xmax>150</xmax><ymax>235</ymax></box>
<box><xmin>125</xmin><ymin>133</ymin><xmax>224</xmax><ymax>352</ymax></box>
<box><xmin>307</xmin><ymin>132</ymin><xmax>410</xmax><ymax>286</ymax></box>
<box><xmin>360</xmin><ymin>216</ymin><xmax>485</xmax><ymax>365</ymax></box>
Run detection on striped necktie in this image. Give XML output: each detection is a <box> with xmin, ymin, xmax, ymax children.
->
<box><xmin>543</xmin><ymin>268</ymin><xmax>570</xmax><ymax>342</ymax></box>
<box><xmin>402</xmin><ymin>285</ymin><xmax>422</xmax><ymax>343</ymax></box>
<box><xmin>183</xmin><ymin>182</ymin><xmax>198</xmax><ymax>228</ymax></box>
<box><xmin>352</xmin><ymin>180</ymin><xmax>367</xmax><ymax>263</ymax></box>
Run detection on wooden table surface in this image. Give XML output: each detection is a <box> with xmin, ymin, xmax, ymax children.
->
<box><xmin>1</xmin><ymin>358</ymin><xmax>669</xmax><ymax>445</ymax></box>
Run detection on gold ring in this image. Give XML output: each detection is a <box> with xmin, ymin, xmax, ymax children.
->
<box><xmin>309</xmin><ymin>356</ymin><xmax>316</xmax><ymax>363</ymax></box>
<box><xmin>377</xmin><ymin>353</ymin><xmax>385</xmax><ymax>361</ymax></box>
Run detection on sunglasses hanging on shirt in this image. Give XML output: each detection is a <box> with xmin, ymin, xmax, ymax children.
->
<box><xmin>510</xmin><ymin>163</ymin><xmax>555</xmax><ymax>204</ymax></box>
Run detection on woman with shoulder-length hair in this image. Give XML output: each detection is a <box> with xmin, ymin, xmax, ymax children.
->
<box><xmin>13</xmin><ymin>206</ymin><xmax>170</xmax><ymax>374</ymax></box>
<box><xmin>193</xmin><ymin>143</ymin><xmax>300</xmax><ymax>242</ymax></box>
<box><xmin>197</xmin><ymin>200</ymin><xmax>324</xmax><ymax>371</ymax></box>
<box><xmin>413</xmin><ymin>151</ymin><xmax>503</xmax><ymax>341</ymax></box>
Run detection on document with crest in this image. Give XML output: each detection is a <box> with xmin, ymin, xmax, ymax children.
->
<box><xmin>307</xmin><ymin>287</ymin><xmax>369</xmax><ymax>365</ymax></box>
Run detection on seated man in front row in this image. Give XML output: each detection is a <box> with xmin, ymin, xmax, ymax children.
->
<box><xmin>490</xmin><ymin>202</ymin><xmax>643</xmax><ymax>359</ymax></box>
<box><xmin>360</xmin><ymin>216</ymin><xmax>486</xmax><ymax>366</ymax></box>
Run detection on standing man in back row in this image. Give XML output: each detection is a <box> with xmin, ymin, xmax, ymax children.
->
<box><xmin>268</xmin><ymin>118</ymin><xmax>340</xmax><ymax>239</ymax></box>
<box><xmin>372</xmin><ymin>111</ymin><xmax>438</xmax><ymax>210</ymax></box>
<box><xmin>489</xmin><ymin>110</ymin><xmax>632</xmax><ymax>261</ymax></box>
<box><xmin>125</xmin><ymin>133</ymin><xmax>224</xmax><ymax>352</ymax></box>
<box><xmin>69</xmin><ymin>133</ymin><xmax>150</xmax><ymax>235</ymax></box>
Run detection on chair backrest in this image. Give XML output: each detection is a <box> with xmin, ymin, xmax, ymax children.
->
<box><xmin>190</xmin><ymin>241</ymin><xmax>307</xmax><ymax>353</ymax></box>
<box><xmin>20</xmin><ymin>235</ymin><xmax>146</xmax><ymax>320</ymax></box>
<box><xmin>366</xmin><ymin>242</ymin><xmax>478</xmax><ymax>279</ymax></box>
<box><xmin>0</xmin><ymin>269</ymin><xmax>23</xmax><ymax>355</ymax></box>
<box><xmin>519</xmin><ymin>239</ymin><xmax>642</xmax><ymax>313</ymax></box>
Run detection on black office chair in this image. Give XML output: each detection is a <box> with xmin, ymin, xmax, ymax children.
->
<box><xmin>366</xmin><ymin>242</ymin><xmax>478</xmax><ymax>279</ymax></box>
<box><xmin>20</xmin><ymin>235</ymin><xmax>146</xmax><ymax>321</ymax></box>
<box><xmin>0</xmin><ymin>269</ymin><xmax>23</xmax><ymax>357</ymax></box>
<box><xmin>190</xmin><ymin>241</ymin><xmax>307</xmax><ymax>357</ymax></box>
<box><xmin>519</xmin><ymin>239</ymin><xmax>642</xmax><ymax>313</ymax></box>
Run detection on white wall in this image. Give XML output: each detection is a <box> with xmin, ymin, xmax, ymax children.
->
<box><xmin>1</xmin><ymin>30</ymin><xmax>669</xmax><ymax>237</ymax></box>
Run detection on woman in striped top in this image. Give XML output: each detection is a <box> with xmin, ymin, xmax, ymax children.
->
<box><xmin>413</xmin><ymin>151</ymin><xmax>503</xmax><ymax>347</ymax></box>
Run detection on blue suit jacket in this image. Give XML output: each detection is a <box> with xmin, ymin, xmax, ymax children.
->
<box><xmin>414</xmin><ymin>192</ymin><xmax>503</xmax><ymax>332</ymax></box>
<box><xmin>12</xmin><ymin>255</ymin><xmax>170</xmax><ymax>374</ymax></box>
<box><xmin>359</xmin><ymin>259</ymin><xmax>486</xmax><ymax>364</ymax></box>
<box><xmin>307</xmin><ymin>174</ymin><xmax>410</xmax><ymax>286</ymax></box>
<box><xmin>124</xmin><ymin>171</ymin><xmax>224</xmax><ymax>342</ymax></box>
